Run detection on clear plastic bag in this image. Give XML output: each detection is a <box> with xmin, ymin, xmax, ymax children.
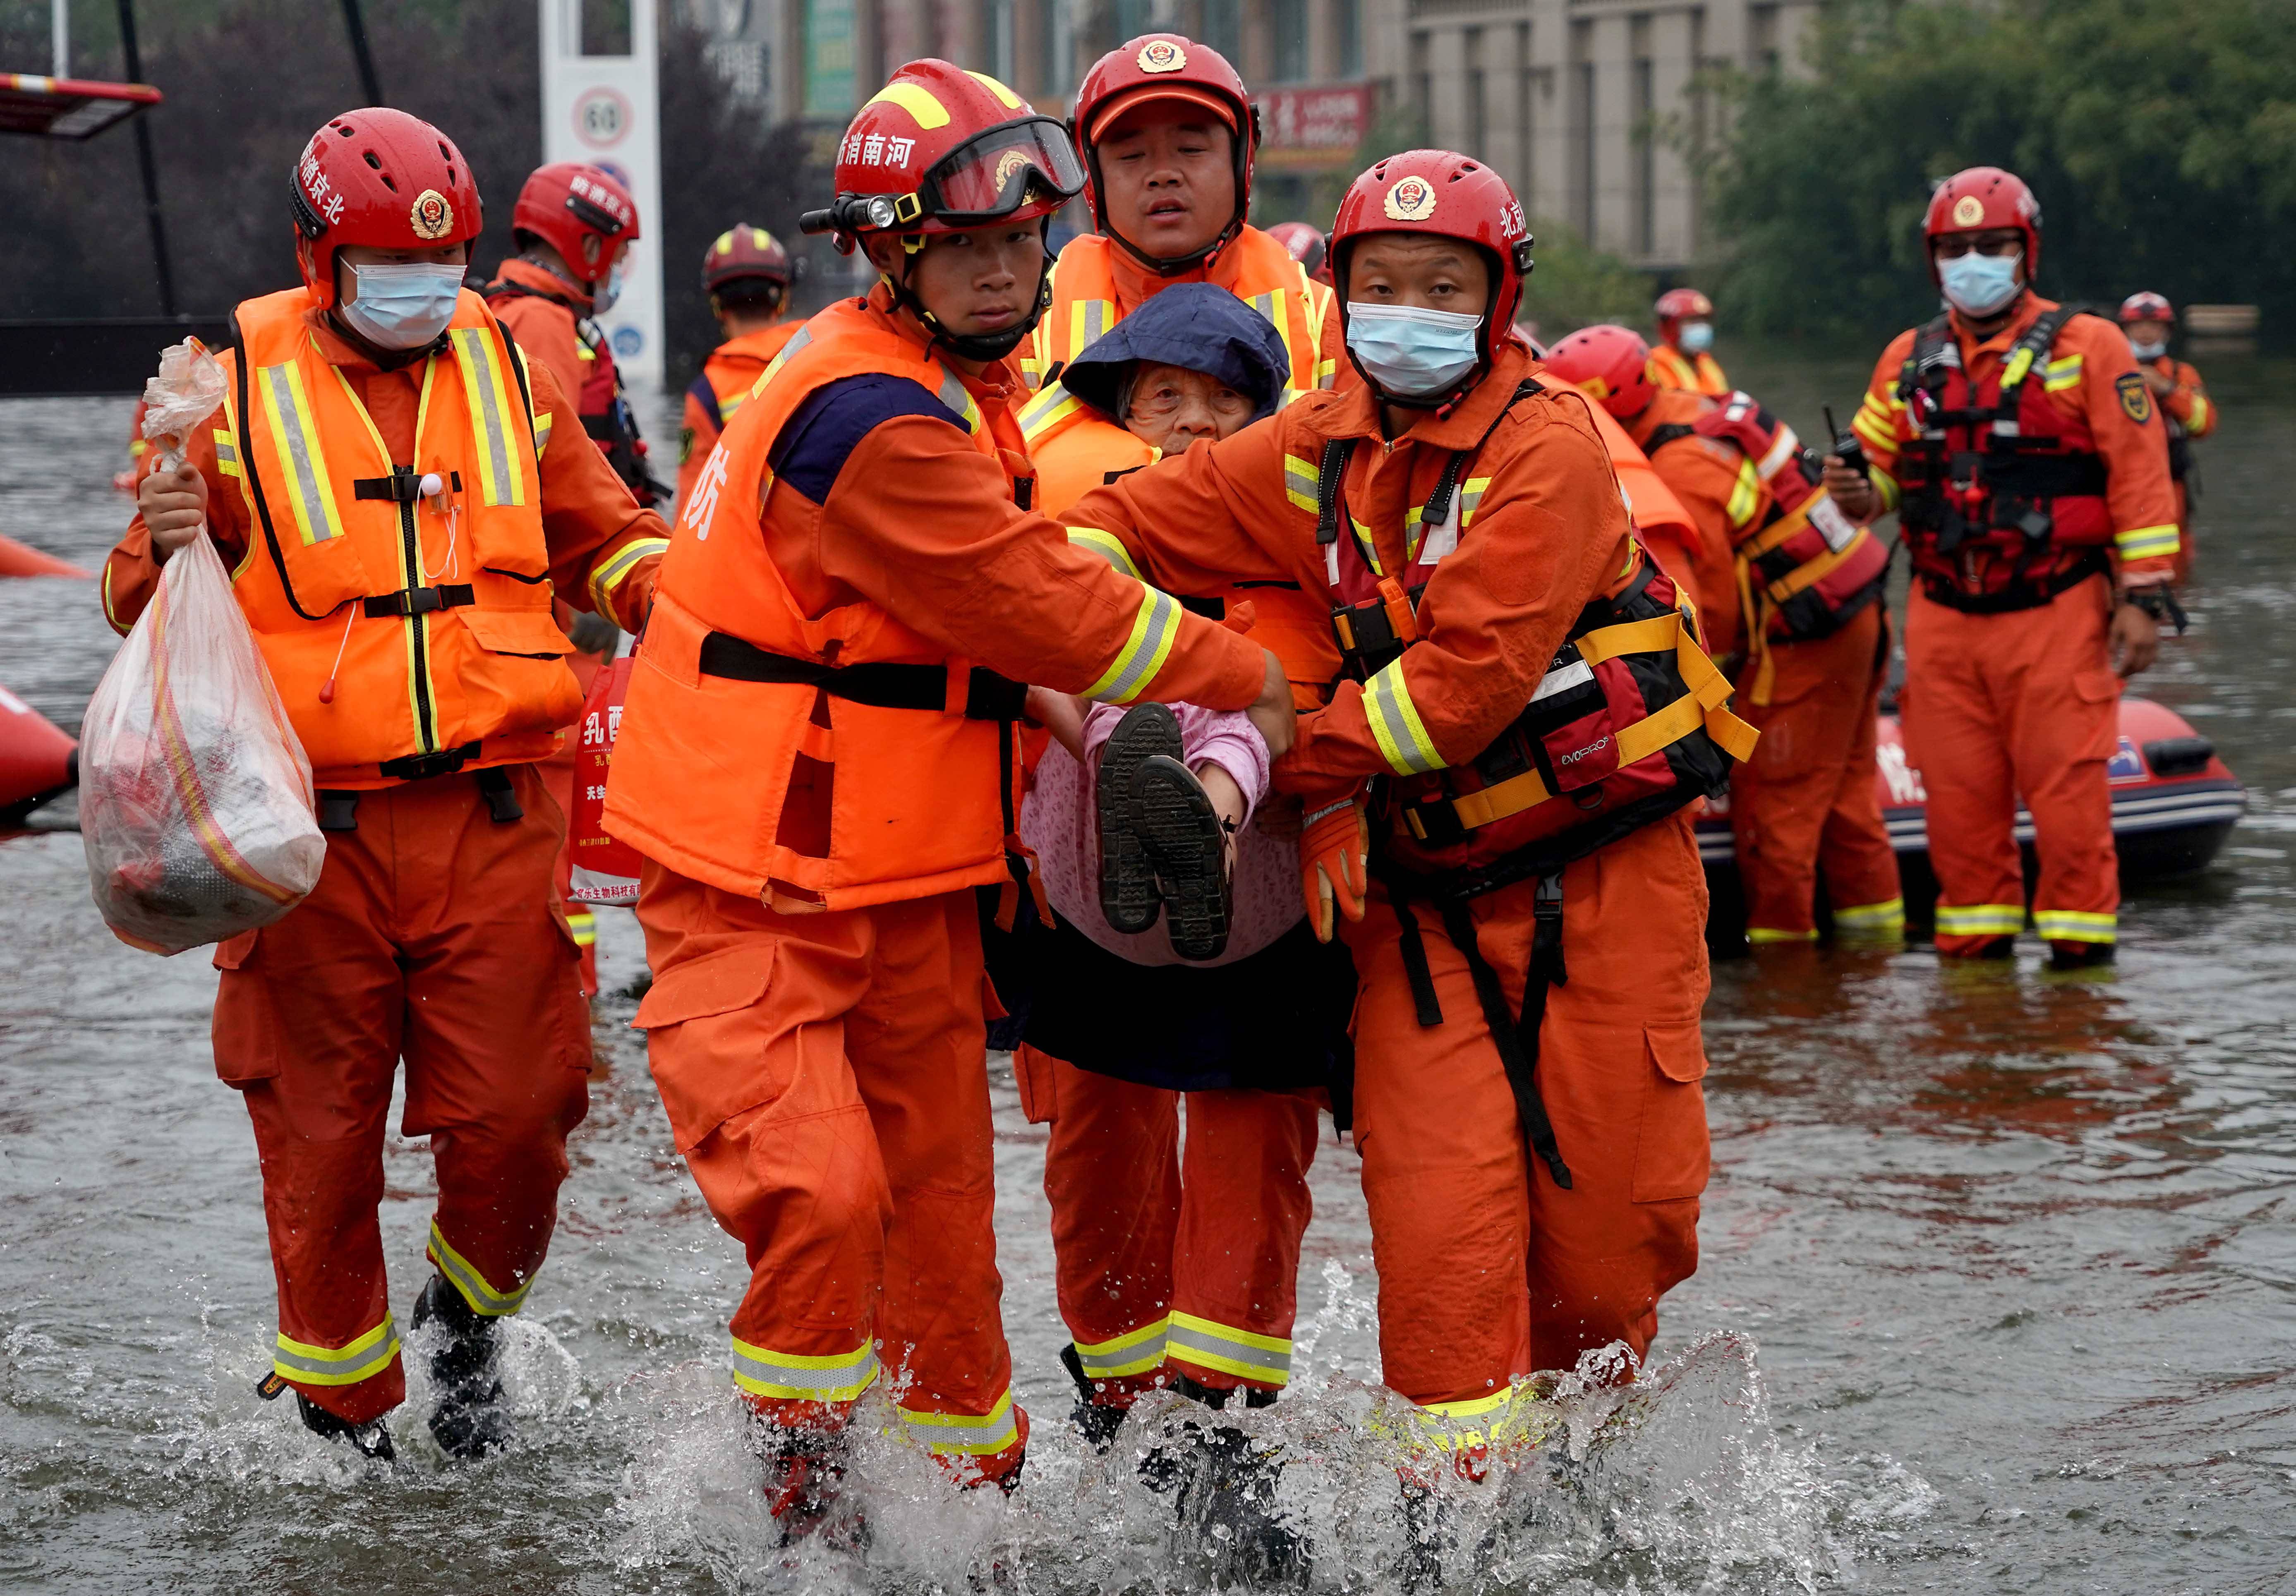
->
<box><xmin>80</xmin><ymin>345</ymin><xmax>324</xmax><ymax>955</ymax></box>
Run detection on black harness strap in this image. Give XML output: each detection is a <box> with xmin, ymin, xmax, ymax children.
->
<box><xmin>698</xmin><ymin>632</ymin><xmax>1026</xmax><ymax>720</ymax></box>
<box><xmin>473</xmin><ymin>766</ymin><xmax>524</xmax><ymax>823</ymax></box>
<box><xmin>1436</xmin><ymin>881</ymin><xmax>1573</xmax><ymax>1190</ymax></box>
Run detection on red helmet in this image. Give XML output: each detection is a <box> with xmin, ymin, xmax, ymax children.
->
<box><xmin>290</xmin><ymin>108</ymin><xmax>483</xmax><ymax>312</ymax></box>
<box><xmin>1923</xmin><ymin>166</ymin><xmax>2041</xmax><ymax>284</ymax></box>
<box><xmin>1071</xmin><ymin>34</ymin><xmax>1258</xmax><ymax>272</ymax></box>
<box><xmin>1541</xmin><ymin>324</ymin><xmax>1657</xmax><ymax>420</ymax></box>
<box><xmin>2119</xmin><ymin>290</ymin><xmax>2175</xmax><ymax>326</ymax></box>
<box><xmin>513</xmin><ymin>162</ymin><xmax>640</xmax><ymax>289</ymax></box>
<box><xmin>702</xmin><ymin>224</ymin><xmax>795</xmax><ymax>298</ymax></box>
<box><xmin>1265</xmin><ymin>220</ymin><xmax>1329</xmax><ymax>281</ymax></box>
<box><xmin>1653</xmin><ymin>287</ymin><xmax>1711</xmax><ymax>326</ymax></box>
<box><xmin>1330</xmin><ymin>151</ymin><xmax>1535</xmax><ymax>400</ymax></box>
<box><xmin>801</xmin><ymin>60</ymin><xmax>1081</xmax><ymax>246</ymax></box>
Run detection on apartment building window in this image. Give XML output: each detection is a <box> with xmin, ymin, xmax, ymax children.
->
<box><xmin>1202</xmin><ymin>0</ymin><xmax>1242</xmax><ymax>64</ymax></box>
<box><xmin>1272</xmin><ymin>0</ymin><xmax>1309</xmax><ymax>82</ymax></box>
<box><xmin>1572</xmin><ymin>46</ymin><xmax>1594</xmax><ymax>240</ymax></box>
<box><xmin>1410</xmin><ymin>29</ymin><xmax>1433</xmax><ymax>140</ymax></box>
<box><xmin>1750</xmin><ymin>3</ymin><xmax>1780</xmax><ymax>73</ymax></box>
<box><xmin>1337</xmin><ymin>0</ymin><xmax>1362</xmax><ymax>78</ymax></box>
<box><xmin>1516</xmin><ymin>22</ymin><xmax>1534</xmax><ymax>216</ymax></box>
<box><xmin>1463</xmin><ymin>28</ymin><xmax>1486</xmax><ymax>167</ymax></box>
<box><xmin>1633</xmin><ymin>52</ymin><xmax>1653</xmax><ymax>255</ymax></box>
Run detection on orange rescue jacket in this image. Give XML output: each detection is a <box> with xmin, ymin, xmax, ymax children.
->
<box><xmin>221</xmin><ymin>288</ymin><xmax>587</xmax><ymax>783</ymax></box>
<box><xmin>1646</xmin><ymin>342</ymin><xmax>1729</xmax><ymax>396</ymax></box>
<box><xmin>678</xmin><ymin>321</ymin><xmax>806</xmax><ymax>506</ymax></box>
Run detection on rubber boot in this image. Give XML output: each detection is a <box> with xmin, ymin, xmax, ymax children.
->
<box><xmin>294</xmin><ymin>1392</ymin><xmax>397</xmax><ymax>1462</ymax></box>
<box><xmin>749</xmin><ymin>1418</ymin><xmax>866</xmax><ymax>1551</ymax></box>
<box><xmin>2047</xmin><ymin>940</ymin><xmax>2116</xmax><ymax>972</ymax></box>
<box><xmin>1146</xmin><ymin>1373</ymin><xmax>1304</xmax><ymax>1582</ymax></box>
<box><xmin>410</xmin><ymin>1273</ymin><xmax>511</xmax><ymax>1459</ymax></box>
<box><xmin>1060</xmin><ymin>1342</ymin><xmax>1131</xmax><ymax>1454</ymax></box>
<box><xmin>1399</xmin><ymin>1477</ymin><xmax>1450</xmax><ymax>1592</ymax></box>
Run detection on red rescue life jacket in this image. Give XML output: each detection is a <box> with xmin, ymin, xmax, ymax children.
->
<box><xmin>1894</xmin><ymin>305</ymin><xmax>2111</xmax><ymax>610</ymax></box>
<box><xmin>1320</xmin><ymin>378</ymin><xmax>1758</xmax><ymax>896</ymax></box>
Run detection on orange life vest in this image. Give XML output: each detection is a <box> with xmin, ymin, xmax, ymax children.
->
<box><xmin>1019</xmin><ymin>228</ymin><xmax>1336</xmax><ymax>407</ymax></box>
<box><xmin>603</xmin><ymin>297</ymin><xmax>1036</xmax><ymax>910</ymax></box>
<box><xmin>688</xmin><ymin>322</ymin><xmax>805</xmax><ymax>436</ymax></box>
<box><xmin>221</xmin><ymin>288</ymin><xmax>578</xmax><ymax>787</ymax></box>
<box><xmin>1319</xmin><ymin>378</ymin><xmax>1757</xmax><ymax>893</ymax></box>
<box><xmin>1647</xmin><ymin>343</ymin><xmax>1728</xmax><ymax>397</ymax></box>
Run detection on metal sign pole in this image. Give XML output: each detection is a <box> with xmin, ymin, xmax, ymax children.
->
<box><xmin>338</xmin><ymin>0</ymin><xmax>385</xmax><ymax>106</ymax></box>
<box><xmin>114</xmin><ymin>0</ymin><xmax>176</xmax><ymax>317</ymax></box>
<box><xmin>51</xmin><ymin>0</ymin><xmax>68</xmax><ymax>76</ymax></box>
<box><xmin>537</xmin><ymin>0</ymin><xmax>666</xmax><ymax>389</ymax></box>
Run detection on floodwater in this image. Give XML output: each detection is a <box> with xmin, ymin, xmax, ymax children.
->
<box><xmin>4</xmin><ymin>346</ymin><xmax>2295</xmax><ymax>1595</ymax></box>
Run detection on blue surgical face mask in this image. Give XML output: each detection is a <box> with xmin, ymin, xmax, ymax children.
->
<box><xmin>592</xmin><ymin>257</ymin><xmax>626</xmax><ymax>316</ymax></box>
<box><xmin>1678</xmin><ymin>320</ymin><xmax>1714</xmax><ymax>355</ymax></box>
<box><xmin>339</xmin><ymin>261</ymin><xmax>464</xmax><ymax>350</ymax></box>
<box><xmin>1939</xmin><ymin>250</ymin><xmax>2023</xmax><ymax>318</ymax></box>
<box><xmin>1346</xmin><ymin>303</ymin><xmax>1486</xmax><ymax>400</ymax></box>
<box><xmin>2131</xmin><ymin>338</ymin><xmax>2167</xmax><ymax>361</ymax></box>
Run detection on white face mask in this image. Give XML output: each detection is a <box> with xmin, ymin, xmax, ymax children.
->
<box><xmin>338</xmin><ymin>261</ymin><xmax>465</xmax><ymax>350</ymax></box>
<box><xmin>591</xmin><ymin>257</ymin><xmax>626</xmax><ymax>316</ymax></box>
<box><xmin>1345</xmin><ymin>303</ymin><xmax>1486</xmax><ymax>400</ymax></box>
<box><xmin>2131</xmin><ymin>339</ymin><xmax>2167</xmax><ymax>361</ymax></box>
<box><xmin>1938</xmin><ymin>250</ymin><xmax>2023</xmax><ymax>318</ymax></box>
<box><xmin>1678</xmin><ymin>320</ymin><xmax>1715</xmax><ymax>355</ymax></box>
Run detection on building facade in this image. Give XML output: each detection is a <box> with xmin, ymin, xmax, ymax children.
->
<box><xmin>685</xmin><ymin>0</ymin><xmax>1816</xmax><ymax>269</ymax></box>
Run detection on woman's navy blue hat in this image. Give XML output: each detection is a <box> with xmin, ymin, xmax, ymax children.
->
<box><xmin>1056</xmin><ymin>283</ymin><xmax>1292</xmax><ymax>423</ymax></box>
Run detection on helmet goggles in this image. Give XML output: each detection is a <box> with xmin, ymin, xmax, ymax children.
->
<box><xmin>810</xmin><ymin>115</ymin><xmax>1085</xmax><ymax>235</ymax></box>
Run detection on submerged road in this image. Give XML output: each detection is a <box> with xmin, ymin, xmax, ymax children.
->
<box><xmin>3</xmin><ymin>354</ymin><xmax>2294</xmax><ymax>1593</ymax></box>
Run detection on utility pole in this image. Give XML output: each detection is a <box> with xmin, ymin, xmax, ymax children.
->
<box><xmin>338</xmin><ymin>0</ymin><xmax>384</xmax><ymax>105</ymax></box>
<box><xmin>115</xmin><ymin>0</ymin><xmax>176</xmax><ymax>317</ymax></box>
<box><xmin>52</xmin><ymin>0</ymin><xmax>68</xmax><ymax>77</ymax></box>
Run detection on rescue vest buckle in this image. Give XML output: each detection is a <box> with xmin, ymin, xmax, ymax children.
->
<box><xmin>378</xmin><ymin>741</ymin><xmax>483</xmax><ymax>782</ymax></box>
<box><xmin>362</xmin><ymin>583</ymin><xmax>475</xmax><ymax>619</ymax></box>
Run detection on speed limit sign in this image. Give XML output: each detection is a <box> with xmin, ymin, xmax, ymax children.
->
<box><xmin>574</xmin><ymin>86</ymin><xmax>632</xmax><ymax>149</ymax></box>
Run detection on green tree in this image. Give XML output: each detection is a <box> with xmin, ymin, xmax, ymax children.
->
<box><xmin>1697</xmin><ymin>0</ymin><xmax>2296</xmax><ymax>347</ymax></box>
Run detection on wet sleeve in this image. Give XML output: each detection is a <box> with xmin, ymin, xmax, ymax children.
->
<box><xmin>808</xmin><ymin>407</ymin><xmax>1265</xmax><ymax>711</ymax></box>
<box><xmin>529</xmin><ymin>357</ymin><xmax>668</xmax><ymax>629</ymax></box>
<box><xmin>1058</xmin><ymin>408</ymin><xmax>1300</xmax><ymax>596</ymax></box>
<box><xmin>1849</xmin><ymin>332</ymin><xmax>1916</xmax><ymax>512</ymax></box>
<box><xmin>2074</xmin><ymin>320</ymin><xmax>2180</xmax><ymax>583</ymax></box>
<box><xmin>104</xmin><ymin>367</ymin><xmax>249</xmax><ymax>637</ymax></box>
<box><xmin>1284</xmin><ymin>397</ymin><xmax>1632</xmax><ymax>786</ymax></box>
<box><xmin>2164</xmin><ymin>364</ymin><xmax>2216</xmax><ymax>439</ymax></box>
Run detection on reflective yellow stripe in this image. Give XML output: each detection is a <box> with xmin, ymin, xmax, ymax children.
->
<box><xmin>1282</xmin><ymin>453</ymin><xmax>1320</xmax><ymax>513</ymax></box>
<box><xmin>1166</xmin><ymin>1312</ymin><xmax>1292</xmax><ymax>1387</ymax></box>
<box><xmin>1458</xmin><ymin>475</ymin><xmax>1491</xmax><ymax>530</ymax></box>
<box><xmin>1747</xmin><ymin>926</ymin><xmax>1819</xmax><ymax>944</ymax></box>
<box><xmin>1068</xmin><ymin>297</ymin><xmax>1111</xmax><ymax>362</ymax></box>
<box><xmin>719</xmin><ymin>389</ymin><xmax>748</xmax><ymax>421</ymax></box>
<box><xmin>2042</xmin><ymin>354</ymin><xmax>2084</xmax><ymax>393</ymax></box>
<box><xmin>1081</xmin><ymin>584</ymin><xmax>1181</xmax><ymax>704</ymax></box>
<box><xmin>1872</xmin><ymin>464</ymin><xmax>1902</xmax><ymax>512</ymax></box>
<box><xmin>1018</xmin><ymin>386</ymin><xmax>1083</xmax><ymax>443</ymax></box>
<box><xmin>2186</xmin><ymin>393</ymin><xmax>2212</xmax><ymax>434</ymax></box>
<box><xmin>731</xmin><ymin>1336</ymin><xmax>877</xmax><ymax>1402</ymax></box>
<box><xmin>933</xmin><ymin>366</ymin><xmax>984</xmax><ymax>434</ymax></box>
<box><xmin>274</xmin><ymin>1316</ymin><xmax>400</xmax><ymax>1388</ymax></box>
<box><xmin>1401</xmin><ymin>1380</ymin><xmax>1555</xmax><ymax>1453</ymax></box>
<box><xmin>2033</xmin><ymin>908</ymin><xmax>2116</xmax><ymax>944</ymax></box>
<box><xmin>2001</xmin><ymin>346</ymin><xmax>2039</xmax><ymax>387</ymax></box>
<box><xmin>534</xmin><ymin>410</ymin><xmax>554</xmax><ymax>453</ymax></box>
<box><xmin>210</xmin><ymin>428</ymin><xmax>240</xmax><ymax>477</ymax></box>
<box><xmin>1851</xmin><ymin>405</ymin><xmax>1898</xmax><ymax>453</ymax></box>
<box><xmin>896</xmin><ymin>1387</ymin><xmax>1019</xmax><ymax>1456</ymax></box>
<box><xmin>1364</xmin><ymin>657</ymin><xmax>1444</xmax><ymax>775</ymax></box>
<box><xmin>1936</xmin><ymin>902</ymin><xmax>2025</xmax><ymax>936</ymax></box>
<box><xmin>427</xmin><ymin>1220</ymin><xmax>534</xmax><ymax>1316</ymax></box>
<box><xmin>1067</xmin><ymin>527</ymin><xmax>1142</xmax><ymax>581</ymax></box>
<box><xmin>760</xmin><ymin>326</ymin><xmax>812</xmax><ymax>388</ymax></box>
<box><xmin>256</xmin><ymin>359</ymin><xmax>346</xmax><ymax>546</ymax></box>
<box><xmin>102</xmin><ymin>561</ymin><xmax>124</xmax><ymax>635</ymax></box>
<box><xmin>1074</xmin><ymin>1316</ymin><xmax>1170</xmax><ymax>1380</ymax></box>
<box><xmin>2116</xmin><ymin>524</ymin><xmax>2180</xmax><ymax>561</ymax></box>
<box><xmin>1725</xmin><ymin>458</ymin><xmax>1762</xmax><ymax>530</ymax></box>
<box><xmin>567</xmin><ymin>909</ymin><xmax>597</xmax><ymax>947</ymax></box>
<box><xmin>1833</xmin><ymin>896</ymin><xmax>1905</xmax><ymax>935</ymax></box>
<box><xmin>590</xmin><ymin>536</ymin><xmax>668</xmax><ymax>614</ymax></box>
<box><xmin>448</xmin><ymin>327</ymin><xmax>528</xmax><ymax>507</ymax></box>
<box><xmin>1316</xmin><ymin>358</ymin><xmax>1338</xmax><ymax>389</ymax></box>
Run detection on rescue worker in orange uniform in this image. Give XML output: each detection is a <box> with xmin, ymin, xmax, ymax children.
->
<box><xmin>1546</xmin><ymin>325</ymin><xmax>1902</xmax><ymax>946</ymax></box>
<box><xmin>1059</xmin><ymin>152</ymin><xmax>1754</xmax><ymax>1478</ymax></box>
<box><xmin>1265</xmin><ymin>219</ymin><xmax>1333</xmax><ymax>286</ymax></box>
<box><xmin>2120</xmin><ymin>291</ymin><xmax>2216</xmax><ymax>585</ymax></box>
<box><xmin>481</xmin><ymin>162</ymin><xmax>665</xmax><ymax>507</ymax></box>
<box><xmin>108</xmin><ymin>109</ymin><xmax>669</xmax><ymax>1462</ymax></box>
<box><xmin>1017</xmin><ymin>33</ymin><xmax>1341</xmax><ymax>410</ymax></box>
<box><xmin>1007</xmin><ymin>285</ymin><xmax>1345</xmax><ymax>1478</ymax></box>
<box><xmin>1829</xmin><ymin>167</ymin><xmax>2182</xmax><ymax>967</ymax></box>
<box><xmin>676</xmin><ymin>225</ymin><xmax>805</xmax><ymax>506</ymax></box>
<box><xmin>1011</xmin><ymin>33</ymin><xmax>1347</xmax><ymax>1441</ymax></box>
<box><xmin>598</xmin><ymin>62</ymin><xmax>1293</xmax><ymax>1536</ymax></box>
<box><xmin>1647</xmin><ymin>287</ymin><xmax>1728</xmax><ymax>396</ymax></box>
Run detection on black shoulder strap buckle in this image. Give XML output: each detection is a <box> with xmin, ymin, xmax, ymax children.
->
<box><xmin>474</xmin><ymin>766</ymin><xmax>524</xmax><ymax>824</ymax></box>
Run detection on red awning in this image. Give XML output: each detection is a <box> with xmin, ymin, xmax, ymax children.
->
<box><xmin>0</xmin><ymin>73</ymin><xmax>161</xmax><ymax>139</ymax></box>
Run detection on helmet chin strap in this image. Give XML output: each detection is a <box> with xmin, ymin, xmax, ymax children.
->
<box><xmin>880</xmin><ymin>223</ymin><xmax>1057</xmax><ymax>363</ymax></box>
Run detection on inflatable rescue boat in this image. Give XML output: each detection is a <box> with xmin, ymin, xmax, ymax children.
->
<box><xmin>0</xmin><ymin>685</ymin><xmax>76</xmax><ymax>824</ymax></box>
<box><xmin>1700</xmin><ymin>695</ymin><xmax>2245</xmax><ymax>937</ymax></box>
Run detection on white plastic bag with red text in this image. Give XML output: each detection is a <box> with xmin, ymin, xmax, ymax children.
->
<box><xmin>79</xmin><ymin>513</ymin><xmax>325</xmax><ymax>955</ymax></box>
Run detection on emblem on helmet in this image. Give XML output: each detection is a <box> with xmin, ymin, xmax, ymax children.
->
<box><xmin>1137</xmin><ymin>38</ymin><xmax>1186</xmax><ymax>72</ymax></box>
<box><xmin>995</xmin><ymin>148</ymin><xmax>1033</xmax><ymax>190</ymax></box>
<box><xmin>1951</xmin><ymin>194</ymin><xmax>1985</xmax><ymax>228</ymax></box>
<box><xmin>410</xmin><ymin>189</ymin><xmax>455</xmax><ymax>241</ymax></box>
<box><xmin>1384</xmin><ymin>176</ymin><xmax>1438</xmax><ymax>221</ymax></box>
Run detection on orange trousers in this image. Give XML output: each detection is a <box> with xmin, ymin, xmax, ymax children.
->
<box><xmin>1345</xmin><ymin>817</ymin><xmax>1710</xmax><ymax>1418</ymax></box>
<box><xmin>1901</xmin><ymin>575</ymin><xmax>2121</xmax><ymax>956</ymax></box>
<box><xmin>1730</xmin><ymin>605</ymin><xmax>1903</xmax><ymax>942</ymax></box>
<box><xmin>1025</xmin><ymin>1050</ymin><xmax>1319</xmax><ymax>1403</ymax></box>
<box><xmin>212</xmin><ymin>765</ymin><xmax>593</xmax><ymax>1424</ymax></box>
<box><xmin>634</xmin><ymin>867</ymin><xmax>1027</xmax><ymax>1483</ymax></box>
